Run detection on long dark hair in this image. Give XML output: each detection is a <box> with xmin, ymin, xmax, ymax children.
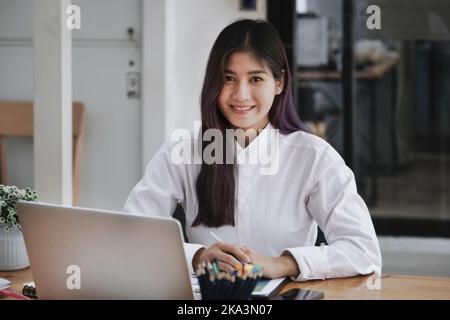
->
<box><xmin>192</xmin><ymin>19</ymin><xmax>307</xmax><ymax>228</ymax></box>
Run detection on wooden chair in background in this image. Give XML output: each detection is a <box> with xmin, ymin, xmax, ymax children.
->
<box><xmin>0</xmin><ymin>101</ymin><xmax>85</xmax><ymax>205</ymax></box>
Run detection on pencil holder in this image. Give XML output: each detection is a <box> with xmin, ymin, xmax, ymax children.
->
<box><xmin>196</xmin><ymin>260</ymin><xmax>263</xmax><ymax>300</ymax></box>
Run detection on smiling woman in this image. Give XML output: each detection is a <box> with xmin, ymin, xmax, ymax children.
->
<box><xmin>123</xmin><ymin>19</ymin><xmax>381</xmax><ymax>283</ymax></box>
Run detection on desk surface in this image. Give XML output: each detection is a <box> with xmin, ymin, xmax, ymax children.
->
<box><xmin>298</xmin><ymin>56</ymin><xmax>400</xmax><ymax>81</ymax></box>
<box><xmin>1</xmin><ymin>267</ymin><xmax>450</xmax><ymax>300</ymax></box>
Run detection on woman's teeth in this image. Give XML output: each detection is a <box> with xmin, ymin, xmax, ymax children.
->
<box><xmin>231</xmin><ymin>105</ymin><xmax>255</xmax><ymax>112</ymax></box>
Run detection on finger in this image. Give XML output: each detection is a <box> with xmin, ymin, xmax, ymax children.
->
<box><xmin>230</xmin><ymin>246</ymin><xmax>253</xmax><ymax>264</ymax></box>
<box><xmin>240</xmin><ymin>246</ymin><xmax>252</xmax><ymax>255</ymax></box>
<box><xmin>201</xmin><ymin>248</ymin><xmax>239</xmax><ymax>269</ymax></box>
<box><xmin>217</xmin><ymin>261</ymin><xmax>236</xmax><ymax>273</ymax></box>
<box><xmin>205</xmin><ymin>250</ymin><xmax>236</xmax><ymax>273</ymax></box>
<box><xmin>219</xmin><ymin>243</ymin><xmax>252</xmax><ymax>264</ymax></box>
<box><xmin>216</xmin><ymin>251</ymin><xmax>242</xmax><ymax>269</ymax></box>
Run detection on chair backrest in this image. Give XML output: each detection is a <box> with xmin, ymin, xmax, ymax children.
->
<box><xmin>0</xmin><ymin>101</ymin><xmax>85</xmax><ymax>204</ymax></box>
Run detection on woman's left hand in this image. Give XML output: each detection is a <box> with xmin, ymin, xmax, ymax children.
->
<box><xmin>240</xmin><ymin>245</ymin><xmax>300</xmax><ymax>279</ymax></box>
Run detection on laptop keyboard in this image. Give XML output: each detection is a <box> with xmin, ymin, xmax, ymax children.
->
<box><xmin>190</xmin><ymin>274</ymin><xmax>202</xmax><ymax>300</ymax></box>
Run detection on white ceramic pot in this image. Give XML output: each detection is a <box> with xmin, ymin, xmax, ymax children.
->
<box><xmin>0</xmin><ymin>224</ymin><xmax>30</xmax><ymax>271</ymax></box>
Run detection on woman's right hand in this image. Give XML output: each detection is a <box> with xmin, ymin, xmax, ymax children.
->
<box><xmin>192</xmin><ymin>242</ymin><xmax>252</xmax><ymax>273</ymax></box>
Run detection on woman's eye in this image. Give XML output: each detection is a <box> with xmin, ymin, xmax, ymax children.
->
<box><xmin>251</xmin><ymin>76</ymin><xmax>263</xmax><ymax>82</ymax></box>
<box><xmin>225</xmin><ymin>76</ymin><xmax>235</xmax><ymax>82</ymax></box>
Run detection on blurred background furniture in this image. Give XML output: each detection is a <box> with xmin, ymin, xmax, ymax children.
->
<box><xmin>0</xmin><ymin>101</ymin><xmax>85</xmax><ymax>205</ymax></box>
<box><xmin>297</xmin><ymin>56</ymin><xmax>400</xmax><ymax>206</ymax></box>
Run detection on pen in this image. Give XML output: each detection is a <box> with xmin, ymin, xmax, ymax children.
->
<box><xmin>209</xmin><ymin>231</ymin><xmax>222</xmax><ymax>242</ymax></box>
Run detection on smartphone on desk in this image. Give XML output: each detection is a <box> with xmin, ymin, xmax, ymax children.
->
<box><xmin>269</xmin><ymin>288</ymin><xmax>324</xmax><ymax>300</ymax></box>
<box><xmin>251</xmin><ymin>277</ymin><xmax>324</xmax><ymax>300</ymax></box>
<box><xmin>251</xmin><ymin>277</ymin><xmax>289</xmax><ymax>299</ymax></box>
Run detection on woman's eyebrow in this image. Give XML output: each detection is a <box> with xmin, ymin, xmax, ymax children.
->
<box><xmin>224</xmin><ymin>69</ymin><xmax>268</xmax><ymax>75</ymax></box>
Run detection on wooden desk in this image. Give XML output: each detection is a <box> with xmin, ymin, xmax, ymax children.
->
<box><xmin>2</xmin><ymin>267</ymin><xmax>450</xmax><ymax>300</ymax></box>
<box><xmin>281</xmin><ymin>273</ymin><xmax>450</xmax><ymax>300</ymax></box>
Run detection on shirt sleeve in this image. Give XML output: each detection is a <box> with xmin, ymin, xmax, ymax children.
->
<box><xmin>122</xmin><ymin>141</ymin><xmax>205</xmax><ymax>274</ymax></box>
<box><xmin>283</xmin><ymin>146</ymin><xmax>382</xmax><ymax>281</ymax></box>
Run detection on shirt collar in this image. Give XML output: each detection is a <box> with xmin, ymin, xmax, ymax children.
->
<box><xmin>235</xmin><ymin>122</ymin><xmax>275</xmax><ymax>164</ymax></box>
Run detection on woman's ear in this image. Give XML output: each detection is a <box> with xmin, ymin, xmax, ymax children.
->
<box><xmin>275</xmin><ymin>69</ymin><xmax>285</xmax><ymax>95</ymax></box>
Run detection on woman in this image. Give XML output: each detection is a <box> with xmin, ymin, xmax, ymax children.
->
<box><xmin>123</xmin><ymin>19</ymin><xmax>381</xmax><ymax>281</ymax></box>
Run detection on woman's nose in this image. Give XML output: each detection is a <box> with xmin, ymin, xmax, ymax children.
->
<box><xmin>232</xmin><ymin>82</ymin><xmax>251</xmax><ymax>101</ymax></box>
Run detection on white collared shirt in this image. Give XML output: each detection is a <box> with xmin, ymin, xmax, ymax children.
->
<box><xmin>122</xmin><ymin>123</ymin><xmax>382</xmax><ymax>281</ymax></box>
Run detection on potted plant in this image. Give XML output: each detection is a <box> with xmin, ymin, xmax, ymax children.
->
<box><xmin>0</xmin><ymin>184</ymin><xmax>38</xmax><ymax>271</ymax></box>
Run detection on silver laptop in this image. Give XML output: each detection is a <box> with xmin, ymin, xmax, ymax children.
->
<box><xmin>17</xmin><ymin>201</ymin><xmax>194</xmax><ymax>300</ymax></box>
